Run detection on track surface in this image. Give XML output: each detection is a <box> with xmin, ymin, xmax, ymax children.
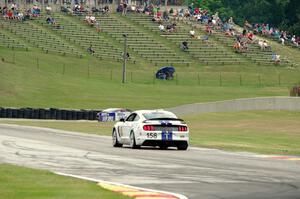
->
<box><xmin>0</xmin><ymin>124</ymin><xmax>300</xmax><ymax>199</ymax></box>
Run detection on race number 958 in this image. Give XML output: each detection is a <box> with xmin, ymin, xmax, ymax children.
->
<box><xmin>147</xmin><ymin>133</ymin><xmax>157</xmax><ymax>138</ymax></box>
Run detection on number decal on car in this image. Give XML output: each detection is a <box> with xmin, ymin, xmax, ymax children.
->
<box><xmin>147</xmin><ymin>133</ymin><xmax>157</xmax><ymax>138</ymax></box>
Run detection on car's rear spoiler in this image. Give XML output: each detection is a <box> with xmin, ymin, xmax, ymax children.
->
<box><xmin>143</xmin><ymin>118</ymin><xmax>185</xmax><ymax>123</ymax></box>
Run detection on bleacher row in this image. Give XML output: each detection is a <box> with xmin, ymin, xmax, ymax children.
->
<box><xmin>179</xmin><ymin>19</ymin><xmax>294</xmax><ymax>66</ymax></box>
<box><xmin>35</xmin><ymin>13</ymin><xmax>126</xmax><ymax>62</ymax></box>
<box><xmin>126</xmin><ymin>13</ymin><xmax>246</xmax><ymax>65</ymax></box>
<box><xmin>205</xmin><ymin>25</ymin><xmax>293</xmax><ymax>66</ymax></box>
<box><xmin>0</xmin><ymin>16</ymin><xmax>83</xmax><ymax>57</ymax></box>
<box><xmin>93</xmin><ymin>14</ymin><xmax>191</xmax><ymax>66</ymax></box>
<box><xmin>0</xmin><ymin>12</ymin><xmax>295</xmax><ymax>66</ymax></box>
<box><xmin>0</xmin><ymin>30</ymin><xmax>27</xmax><ymax>49</ymax></box>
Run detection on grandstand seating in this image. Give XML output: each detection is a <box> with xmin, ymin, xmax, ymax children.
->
<box><xmin>126</xmin><ymin>13</ymin><xmax>246</xmax><ymax>65</ymax></box>
<box><xmin>0</xmin><ymin>17</ymin><xmax>83</xmax><ymax>57</ymax></box>
<box><xmin>0</xmin><ymin>11</ymin><xmax>296</xmax><ymax>67</ymax></box>
<box><xmin>188</xmin><ymin>21</ymin><xmax>294</xmax><ymax>66</ymax></box>
<box><xmin>91</xmin><ymin>14</ymin><xmax>191</xmax><ymax>66</ymax></box>
<box><xmin>34</xmin><ymin>13</ymin><xmax>128</xmax><ymax>62</ymax></box>
<box><xmin>0</xmin><ymin>29</ymin><xmax>28</xmax><ymax>50</ymax></box>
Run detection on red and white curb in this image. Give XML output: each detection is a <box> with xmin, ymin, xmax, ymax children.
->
<box><xmin>55</xmin><ymin>172</ymin><xmax>188</xmax><ymax>199</ymax></box>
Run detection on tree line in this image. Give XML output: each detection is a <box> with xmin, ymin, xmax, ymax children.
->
<box><xmin>188</xmin><ymin>0</ymin><xmax>300</xmax><ymax>35</ymax></box>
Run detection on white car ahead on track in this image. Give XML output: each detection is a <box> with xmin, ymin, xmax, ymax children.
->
<box><xmin>112</xmin><ymin>110</ymin><xmax>189</xmax><ymax>150</ymax></box>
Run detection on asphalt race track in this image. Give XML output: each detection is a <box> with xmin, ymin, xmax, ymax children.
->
<box><xmin>0</xmin><ymin>124</ymin><xmax>300</xmax><ymax>199</ymax></box>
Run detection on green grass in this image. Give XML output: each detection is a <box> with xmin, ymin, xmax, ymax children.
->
<box><xmin>1</xmin><ymin>110</ymin><xmax>299</xmax><ymax>155</ymax></box>
<box><xmin>0</xmin><ymin>164</ymin><xmax>131</xmax><ymax>199</ymax></box>
<box><xmin>0</xmin><ymin>120</ymin><xmax>113</xmax><ymax>135</ymax></box>
<box><xmin>184</xmin><ymin>110</ymin><xmax>300</xmax><ymax>155</ymax></box>
<box><xmin>1</xmin><ymin>47</ymin><xmax>299</xmax><ymax>110</ymax></box>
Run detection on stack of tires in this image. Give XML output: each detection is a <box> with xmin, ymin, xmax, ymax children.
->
<box><xmin>0</xmin><ymin>107</ymin><xmax>100</xmax><ymax>120</ymax></box>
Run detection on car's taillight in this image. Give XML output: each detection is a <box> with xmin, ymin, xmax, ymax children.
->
<box><xmin>178</xmin><ymin>126</ymin><xmax>188</xmax><ymax>131</ymax></box>
<box><xmin>143</xmin><ymin>125</ymin><xmax>155</xmax><ymax>131</ymax></box>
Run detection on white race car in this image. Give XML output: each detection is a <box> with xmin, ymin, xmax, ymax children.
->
<box><xmin>112</xmin><ymin>110</ymin><xmax>189</xmax><ymax>150</ymax></box>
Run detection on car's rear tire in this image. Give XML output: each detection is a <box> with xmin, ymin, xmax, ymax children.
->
<box><xmin>177</xmin><ymin>142</ymin><xmax>188</xmax><ymax>150</ymax></box>
<box><xmin>112</xmin><ymin>129</ymin><xmax>122</xmax><ymax>147</ymax></box>
<box><xmin>129</xmin><ymin>131</ymin><xmax>140</xmax><ymax>149</ymax></box>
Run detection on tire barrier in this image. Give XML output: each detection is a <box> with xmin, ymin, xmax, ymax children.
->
<box><xmin>0</xmin><ymin>107</ymin><xmax>101</xmax><ymax>120</ymax></box>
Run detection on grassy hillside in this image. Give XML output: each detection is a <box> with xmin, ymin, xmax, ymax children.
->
<box><xmin>0</xmin><ymin>47</ymin><xmax>297</xmax><ymax>109</ymax></box>
<box><xmin>0</xmin><ymin>48</ymin><xmax>300</xmax><ymax>109</ymax></box>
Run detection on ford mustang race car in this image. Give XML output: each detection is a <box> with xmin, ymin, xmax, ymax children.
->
<box><xmin>112</xmin><ymin>110</ymin><xmax>189</xmax><ymax>150</ymax></box>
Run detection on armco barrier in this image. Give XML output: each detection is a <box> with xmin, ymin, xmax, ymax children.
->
<box><xmin>0</xmin><ymin>107</ymin><xmax>102</xmax><ymax>120</ymax></box>
<box><xmin>167</xmin><ymin>97</ymin><xmax>300</xmax><ymax>116</ymax></box>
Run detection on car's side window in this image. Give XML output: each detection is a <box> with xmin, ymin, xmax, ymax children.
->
<box><xmin>133</xmin><ymin>115</ymin><xmax>140</xmax><ymax>121</ymax></box>
<box><xmin>126</xmin><ymin>113</ymin><xmax>136</xmax><ymax>122</ymax></box>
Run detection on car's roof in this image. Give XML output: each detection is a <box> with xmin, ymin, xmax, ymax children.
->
<box><xmin>102</xmin><ymin>108</ymin><xmax>131</xmax><ymax>112</ymax></box>
<box><xmin>134</xmin><ymin>110</ymin><xmax>177</xmax><ymax>116</ymax></box>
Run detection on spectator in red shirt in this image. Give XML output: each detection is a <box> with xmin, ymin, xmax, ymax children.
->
<box><xmin>7</xmin><ymin>9</ymin><xmax>13</xmax><ymax>19</ymax></box>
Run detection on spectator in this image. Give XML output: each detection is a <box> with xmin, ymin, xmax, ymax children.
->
<box><xmin>46</xmin><ymin>16</ymin><xmax>54</xmax><ymax>24</ymax></box>
<box><xmin>74</xmin><ymin>3</ymin><xmax>80</xmax><ymax>12</ymax></box>
<box><xmin>158</xmin><ymin>24</ymin><xmax>165</xmax><ymax>32</ymax></box>
<box><xmin>205</xmin><ymin>25</ymin><xmax>212</xmax><ymax>35</ymax></box>
<box><xmin>163</xmin><ymin>10</ymin><xmax>169</xmax><ymax>21</ymax></box>
<box><xmin>11</xmin><ymin>3</ymin><xmax>17</xmax><ymax>10</ymax></box>
<box><xmin>201</xmin><ymin>35</ymin><xmax>209</xmax><ymax>42</ymax></box>
<box><xmin>181</xmin><ymin>40</ymin><xmax>189</xmax><ymax>51</ymax></box>
<box><xmin>296</xmin><ymin>37</ymin><xmax>300</xmax><ymax>46</ymax></box>
<box><xmin>228</xmin><ymin>17</ymin><xmax>234</xmax><ymax>24</ymax></box>
<box><xmin>275</xmin><ymin>54</ymin><xmax>281</xmax><ymax>64</ymax></box>
<box><xmin>85</xmin><ymin>15</ymin><xmax>90</xmax><ymax>22</ymax></box>
<box><xmin>242</xmin><ymin>29</ymin><xmax>247</xmax><ymax>36</ymax></box>
<box><xmin>258</xmin><ymin>40</ymin><xmax>264</xmax><ymax>50</ymax></box>
<box><xmin>46</xmin><ymin>5</ymin><xmax>52</xmax><ymax>15</ymax></box>
<box><xmin>61</xmin><ymin>6</ymin><xmax>70</xmax><ymax>14</ymax></box>
<box><xmin>241</xmin><ymin>42</ymin><xmax>248</xmax><ymax>52</ymax></box>
<box><xmin>5</xmin><ymin>9</ymin><xmax>13</xmax><ymax>19</ymax></box>
<box><xmin>91</xmin><ymin>7</ymin><xmax>100</xmax><ymax>14</ymax></box>
<box><xmin>122</xmin><ymin>0</ymin><xmax>128</xmax><ymax>15</ymax></box>
<box><xmin>87</xmin><ymin>45</ymin><xmax>95</xmax><ymax>54</ymax></box>
<box><xmin>189</xmin><ymin>29</ymin><xmax>195</xmax><ymax>38</ymax></box>
<box><xmin>272</xmin><ymin>53</ymin><xmax>280</xmax><ymax>64</ymax></box>
<box><xmin>17</xmin><ymin>11</ymin><xmax>23</xmax><ymax>21</ymax></box>
<box><xmin>194</xmin><ymin>7</ymin><xmax>199</xmax><ymax>15</ymax></box>
<box><xmin>79</xmin><ymin>4</ymin><xmax>85</xmax><ymax>13</ymax></box>
<box><xmin>291</xmin><ymin>35</ymin><xmax>299</xmax><ymax>47</ymax></box>
<box><xmin>244</xmin><ymin>20</ymin><xmax>252</xmax><ymax>30</ymax></box>
<box><xmin>136</xmin><ymin>5</ymin><xmax>143</xmax><ymax>13</ymax></box>
<box><xmin>46</xmin><ymin>16</ymin><xmax>59</xmax><ymax>28</ymax></box>
<box><xmin>95</xmin><ymin>21</ymin><xmax>100</xmax><ymax>32</ymax></box>
<box><xmin>280</xmin><ymin>31</ymin><xmax>287</xmax><ymax>45</ymax></box>
<box><xmin>103</xmin><ymin>5</ymin><xmax>110</xmax><ymax>14</ymax></box>
<box><xmin>178</xmin><ymin>8</ymin><xmax>184</xmax><ymax>18</ymax></box>
<box><xmin>233</xmin><ymin>41</ymin><xmax>241</xmax><ymax>52</ymax></box>
<box><xmin>32</xmin><ymin>4</ymin><xmax>40</xmax><ymax>17</ymax></box>
<box><xmin>23</xmin><ymin>11</ymin><xmax>31</xmax><ymax>21</ymax></box>
<box><xmin>90</xmin><ymin>16</ymin><xmax>96</xmax><ymax>24</ymax></box>
<box><xmin>263</xmin><ymin>40</ymin><xmax>270</xmax><ymax>50</ymax></box>
<box><xmin>156</xmin><ymin>11</ymin><xmax>162</xmax><ymax>21</ymax></box>
<box><xmin>247</xmin><ymin>32</ymin><xmax>254</xmax><ymax>42</ymax></box>
<box><xmin>166</xmin><ymin>23</ymin><xmax>176</xmax><ymax>32</ymax></box>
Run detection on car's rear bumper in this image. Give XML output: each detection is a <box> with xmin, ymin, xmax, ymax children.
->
<box><xmin>141</xmin><ymin>140</ymin><xmax>188</xmax><ymax>147</ymax></box>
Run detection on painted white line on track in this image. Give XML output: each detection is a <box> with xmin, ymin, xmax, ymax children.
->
<box><xmin>55</xmin><ymin>172</ymin><xmax>188</xmax><ymax>199</ymax></box>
